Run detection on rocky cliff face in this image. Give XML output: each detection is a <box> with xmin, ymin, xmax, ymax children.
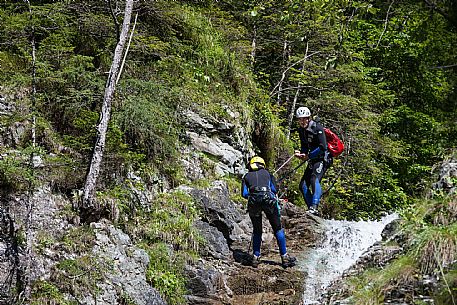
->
<box><xmin>182</xmin><ymin>181</ymin><xmax>325</xmax><ymax>305</ymax></box>
<box><xmin>1</xmin><ymin>89</ymin><xmax>325</xmax><ymax>304</ymax></box>
<box><xmin>180</xmin><ymin>108</ymin><xmax>253</xmax><ymax>179</ymax></box>
<box><xmin>0</xmin><ymin>187</ymin><xmax>167</xmax><ymax>305</ymax></box>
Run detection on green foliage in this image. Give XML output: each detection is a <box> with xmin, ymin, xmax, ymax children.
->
<box><xmin>142</xmin><ymin>243</ymin><xmax>187</xmax><ymax>305</ymax></box>
<box><xmin>0</xmin><ymin>146</ymin><xmax>43</xmax><ymax>192</ymax></box>
<box><xmin>53</xmin><ymin>256</ymin><xmax>107</xmax><ymax>300</ymax></box>
<box><xmin>31</xmin><ymin>280</ymin><xmax>76</xmax><ymax>305</ymax></box>
<box><xmin>222</xmin><ymin>175</ymin><xmax>245</xmax><ymax>206</ymax></box>
<box><xmin>127</xmin><ymin>191</ymin><xmax>202</xmax><ymax>252</ymax></box>
<box><xmin>381</xmin><ymin>105</ymin><xmax>446</xmax><ymax>194</ymax></box>
<box><xmin>122</xmin><ymin>190</ymin><xmax>203</xmax><ymax>304</ymax></box>
<box><xmin>250</xmin><ymin>97</ymin><xmax>291</xmax><ymax>167</ymax></box>
<box><xmin>35</xmin><ymin>230</ymin><xmax>55</xmax><ymax>255</ymax></box>
<box><xmin>60</xmin><ymin>226</ymin><xmax>96</xmax><ymax>254</ymax></box>
<box><xmin>434</xmin><ymin>264</ymin><xmax>457</xmax><ymax>305</ymax></box>
<box><xmin>114</xmin><ymin>80</ymin><xmax>182</xmax><ymax>176</ymax></box>
<box><xmin>119</xmin><ymin>293</ymin><xmax>137</xmax><ymax>305</ymax></box>
<box><xmin>350</xmin><ymin>255</ymin><xmax>418</xmax><ymax>305</ymax></box>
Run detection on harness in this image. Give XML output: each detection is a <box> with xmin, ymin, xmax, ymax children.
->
<box><xmin>249</xmin><ymin>186</ymin><xmax>271</xmax><ymax>193</ymax></box>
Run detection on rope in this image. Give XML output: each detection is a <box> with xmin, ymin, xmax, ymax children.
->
<box><xmin>277</xmin><ymin>160</ymin><xmax>307</xmax><ymax>184</ymax></box>
<box><xmin>273</xmin><ymin>155</ymin><xmax>295</xmax><ymax>175</ymax></box>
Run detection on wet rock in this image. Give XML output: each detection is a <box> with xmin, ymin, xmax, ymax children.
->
<box><xmin>381</xmin><ymin>218</ymin><xmax>400</xmax><ymax>240</ymax></box>
<box><xmin>227</xmin><ymin>264</ymin><xmax>305</xmax><ymax>305</ymax></box>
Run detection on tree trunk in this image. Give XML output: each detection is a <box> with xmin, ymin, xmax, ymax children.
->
<box><xmin>250</xmin><ymin>25</ymin><xmax>256</xmax><ymax>67</ymax></box>
<box><xmin>21</xmin><ymin>1</ymin><xmax>37</xmax><ymax>301</ymax></box>
<box><xmin>286</xmin><ymin>40</ymin><xmax>309</xmax><ymax>139</ymax></box>
<box><xmin>277</xmin><ymin>40</ymin><xmax>290</xmax><ymax>105</ymax></box>
<box><xmin>82</xmin><ymin>0</ymin><xmax>134</xmax><ymax>208</ymax></box>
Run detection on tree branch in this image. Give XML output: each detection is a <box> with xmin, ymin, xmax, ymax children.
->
<box><xmin>269</xmin><ymin>51</ymin><xmax>320</xmax><ymax>96</ymax></box>
<box><xmin>108</xmin><ymin>0</ymin><xmax>120</xmax><ymax>40</ymax></box>
<box><xmin>429</xmin><ymin>63</ymin><xmax>457</xmax><ymax>69</ymax></box>
<box><xmin>376</xmin><ymin>0</ymin><xmax>395</xmax><ymax>48</ymax></box>
<box><xmin>270</xmin><ymin>84</ymin><xmax>328</xmax><ymax>96</ymax></box>
<box><xmin>117</xmin><ymin>12</ymin><xmax>138</xmax><ymax>84</ymax></box>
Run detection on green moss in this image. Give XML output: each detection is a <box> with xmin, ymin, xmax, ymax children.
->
<box><xmin>31</xmin><ymin>280</ymin><xmax>76</xmax><ymax>305</ymax></box>
<box><xmin>53</xmin><ymin>255</ymin><xmax>108</xmax><ymax>300</ymax></box>
<box><xmin>61</xmin><ymin>226</ymin><xmax>95</xmax><ymax>254</ymax></box>
<box><xmin>35</xmin><ymin>230</ymin><xmax>56</xmax><ymax>254</ymax></box>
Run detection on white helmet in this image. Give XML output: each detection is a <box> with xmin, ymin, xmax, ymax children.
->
<box><xmin>296</xmin><ymin>107</ymin><xmax>311</xmax><ymax>118</ymax></box>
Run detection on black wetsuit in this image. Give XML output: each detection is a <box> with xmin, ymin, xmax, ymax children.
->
<box><xmin>241</xmin><ymin>168</ymin><xmax>286</xmax><ymax>257</ymax></box>
<box><xmin>297</xmin><ymin>120</ymin><xmax>331</xmax><ymax>209</ymax></box>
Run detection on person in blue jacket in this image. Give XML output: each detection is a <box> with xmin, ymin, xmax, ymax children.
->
<box><xmin>294</xmin><ymin>106</ymin><xmax>331</xmax><ymax>215</ymax></box>
<box><xmin>241</xmin><ymin>156</ymin><xmax>296</xmax><ymax>268</ymax></box>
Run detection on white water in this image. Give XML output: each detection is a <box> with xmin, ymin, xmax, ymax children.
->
<box><xmin>299</xmin><ymin>213</ymin><xmax>398</xmax><ymax>305</ymax></box>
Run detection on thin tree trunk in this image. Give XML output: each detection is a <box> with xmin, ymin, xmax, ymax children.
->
<box><xmin>286</xmin><ymin>85</ymin><xmax>301</xmax><ymax>140</ymax></box>
<box><xmin>117</xmin><ymin>12</ymin><xmax>138</xmax><ymax>85</ymax></box>
<box><xmin>376</xmin><ymin>0</ymin><xmax>394</xmax><ymax>48</ymax></box>
<box><xmin>269</xmin><ymin>50</ymin><xmax>320</xmax><ymax>97</ymax></box>
<box><xmin>20</xmin><ymin>1</ymin><xmax>37</xmax><ymax>302</ymax></box>
<box><xmin>83</xmin><ymin>0</ymin><xmax>134</xmax><ymax>208</ymax></box>
<box><xmin>286</xmin><ymin>40</ymin><xmax>309</xmax><ymax>139</ymax></box>
<box><xmin>250</xmin><ymin>25</ymin><xmax>256</xmax><ymax>67</ymax></box>
<box><xmin>277</xmin><ymin>40</ymin><xmax>290</xmax><ymax>105</ymax></box>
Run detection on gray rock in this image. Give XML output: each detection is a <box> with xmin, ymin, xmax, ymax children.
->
<box><xmin>432</xmin><ymin>157</ymin><xmax>457</xmax><ymax>195</ymax></box>
<box><xmin>194</xmin><ymin>220</ymin><xmax>230</xmax><ymax>260</ymax></box>
<box><xmin>89</xmin><ymin>222</ymin><xmax>166</xmax><ymax>305</ymax></box>
<box><xmin>184</xmin><ymin>261</ymin><xmax>224</xmax><ymax>297</ymax></box>
<box><xmin>187</xmin><ymin>181</ymin><xmax>244</xmax><ymax>245</ymax></box>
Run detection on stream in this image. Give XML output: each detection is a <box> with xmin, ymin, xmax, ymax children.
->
<box><xmin>298</xmin><ymin>213</ymin><xmax>398</xmax><ymax>304</ymax></box>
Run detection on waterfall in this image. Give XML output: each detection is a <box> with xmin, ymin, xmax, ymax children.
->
<box><xmin>299</xmin><ymin>213</ymin><xmax>398</xmax><ymax>304</ymax></box>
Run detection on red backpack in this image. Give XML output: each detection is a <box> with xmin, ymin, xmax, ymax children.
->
<box><xmin>324</xmin><ymin>128</ymin><xmax>344</xmax><ymax>157</ymax></box>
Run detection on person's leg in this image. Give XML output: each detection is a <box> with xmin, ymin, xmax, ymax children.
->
<box><xmin>248</xmin><ymin>201</ymin><xmax>263</xmax><ymax>258</ymax></box>
<box><xmin>310</xmin><ymin>161</ymin><xmax>325</xmax><ymax>209</ymax></box>
<box><xmin>299</xmin><ymin>167</ymin><xmax>313</xmax><ymax>207</ymax></box>
<box><xmin>264</xmin><ymin>201</ymin><xmax>297</xmax><ymax>267</ymax></box>
<box><xmin>264</xmin><ymin>199</ymin><xmax>286</xmax><ymax>255</ymax></box>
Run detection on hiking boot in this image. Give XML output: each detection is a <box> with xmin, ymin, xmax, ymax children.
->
<box><xmin>308</xmin><ymin>206</ymin><xmax>319</xmax><ymax>216</ymax></box>
<box><xmin>251</xmin><ymin>255</ymin><xmax>260</xmax><ymax>268</ymax></box>
<box><xmin>281</xmin><ymin>253</ymin><xmax>296</xmax><ymax>268</ymax></box>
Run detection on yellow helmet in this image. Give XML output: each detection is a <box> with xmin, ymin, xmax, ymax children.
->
<box><xmin>249</xmin><ymin>156</ymin><xmax>266</xmax><ymax>170</ymax></box>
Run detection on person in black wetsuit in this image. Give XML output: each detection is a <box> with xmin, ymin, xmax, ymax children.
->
<box><xmin>294</xmin><ymin>106</ymin><xmax>332</xmax><ymax>215</ymax></box>
<box><xmin>241</xmin><ymin>156</ymin><xmax>296</xmax><ymax>268</ymax></box>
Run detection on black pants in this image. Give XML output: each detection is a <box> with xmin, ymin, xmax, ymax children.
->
<box><xmin>247</xmin><ymin>192</ymin><xmax>282</xmax><ymax>235</ymax></box>
<box><xmin>299</xmin><ymin>160</ymin><xmax>329</xmax><ymax>193</ymax></box>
